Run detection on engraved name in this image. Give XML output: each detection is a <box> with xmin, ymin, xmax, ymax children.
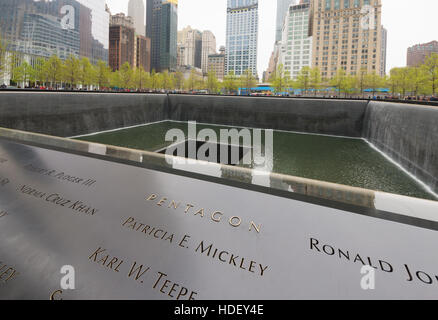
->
<box><xmin>24</xmin><ymin>164</ymin><xmax>96</xmax><ymax>187</ymax></box>
<box><xmin>0</xmin><ymin>262</ymin><xmax>19</xmax><ymax>283</ymax></box>
<box><xmin>146</xmin><ymin>194</ymin><xmax>262</xmax><ymax>234</ymax></box>
<box><xmin>18</xmin><ymin>185</ymin><xmax>98</xmax><ymax>216</ymax></box>
<box><xmin>195</xmin><ymin>241</ymin><xmax>269</xmax><ymax>277</ymax></box>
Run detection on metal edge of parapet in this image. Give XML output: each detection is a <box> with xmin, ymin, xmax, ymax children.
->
<box><xmin>0</xmin><ymin>126</ymin><xmax>437</xmax><ymax>223</ymax></box>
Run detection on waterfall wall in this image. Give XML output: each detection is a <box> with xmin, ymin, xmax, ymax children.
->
<box><xmin>363</xmin><ymin>101</ymin><xmax>438</xmax><ymax>194</ymax></box>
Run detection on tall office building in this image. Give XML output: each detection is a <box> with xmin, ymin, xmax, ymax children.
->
<box><xmin>225</xmin><ymin>0</ymin><xmax>259</xmax><ymax>77</ymax></box>
<box><xmin>160</xmin><ymin>1</ymin><xmax>178</xmax><ymax>72</ymax></box>
<box><xmin>202</xmin><ymin>31</ymin><xmax>217</xmax><ymax>75</ymax></box>
<box><xmin>128</xmin><ymin>0</ymin><xmax>145</xmax><ymax>36</ymax></box>
<box><xmin>136</xmin><ymin>35</ymin><xmax>151</xmax><ymax>72</ymax></box>
<box><xmin>276</xmin><ymin>0</ymin><xmax>298</xmax><ymax>42</ymax></box>
<box><xmin>380</xmin><ymin>26</ymin><xmax>387</xmax><ymax>76</ymax></box>
<box><xmin>177</xmin><ymin>26</ymin><xmax>202</xmax><ymax>68</ymax></box>
<box><xmin>407</xmin><ymin>41</ymin><xmax>438</xmax><ymax>67</ymax></box>
<box><xmin>146</xmin><ymin>0</ymin><xmax>177</xmax><ymax>72</ymax></box>
<box><xmin>309</xmin><ymin>0</ymin><xmax>383</xmax><ymax>79</ymax></box>
<box><xmin>109</xmin><ymin>13</ymin><xmax>136</xmax><ymax>71</ymax></box>
<box><xmin>0</xmin><ymin>0</ymin><xmax>109</xmax><ymax>64</ymax></box>
<box><xmin>278</xmin><ymin>1</ymin><xmax>312</xmax><ymax>79</ymax></box>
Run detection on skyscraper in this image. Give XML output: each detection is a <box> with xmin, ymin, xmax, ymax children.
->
<box><xmin>278</xmin><ymin>1</ymin><xmax>312</xmax><ymax>79</ymax></box>
<box><xmin>380</xmin><ymin>26</ymin><xmax>387</xmax><ymax>75</ymax></box>
<box><xmin>202</xmin><ymin>31</ymin><xmax>217</xmax><ymax>75</ymax></box>
<box><xmin>109</xmin><ymin>13</ymin><xmax>136</xmax><ymax>71</ymax></box>
<box><xmin>0</xmin><ymin>0</ymin><xmax>109</xmax><ymax>64</ymax></box>
<box><xmin>128</xmin><ymin>0</ymin><xmax>145</xmax><ymax>36</ymax></box>
<box><xmin>225</xmin><ymin>0</ymin><xmax>259</xmax><ymax>77</ymax></box>
<box><xmin>146</xmin><ymin>0</ymin><xmax>177</xmax><ymax>72</ymax></box>
<box><xmin>276</xmin><ymin>0</ymin><xmax>298</xmax><ymax>42</ymax></box>
<box><xmin>177</xmin><ymin>26</ymin><xmax>202</xmax><ymax>68</ymax></box>
<box><xmin>160</xmin><ymin>1</ymin><xmax>178</xmax><ymax>72</ymax></box>
<box><xmin>309</xmin><ymin>0</ymin><xmax>384</xmax><ymax>78</ymax></box>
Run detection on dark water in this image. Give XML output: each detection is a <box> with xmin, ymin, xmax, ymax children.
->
<box><xmin>75</xmin><ymin>121</ymin><xmax>436</xmax><ymax>201</ymax></box>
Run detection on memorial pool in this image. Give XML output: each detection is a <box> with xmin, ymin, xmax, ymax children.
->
<box><xmin>75</xmin><ymin>120</ymin><xmax>435</xmax><ymax>201</ymax></box>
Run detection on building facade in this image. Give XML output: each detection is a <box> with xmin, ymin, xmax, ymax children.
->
<box><xmin>0</xmin><ymin>0</ymin><xmax>109</xmax><ymax>64</ymax></box>
<box><xmin>159</xmin><ymin>1</ymin><xmax>178</xmax><ymax>72</ymax></box>
<box><xmin>309</xmin><ymin>0</ymin><xmax>383</xmax><ymax>79</ymax></box>
<box><xmin>201</xmin><ymin>31</ymin><xmax>217</xmax><ymax>75</ymax></box>
<box><xmin>276</xmin><ymin>0</ymin><xmax>298</xmax><ymax>42</ymax></box>
<box><xmin>208</xmin><ymin>46</ymin><xmax>226</xmax><ymax>81</ymax></box>
<box><xmin>146</xmin><ymin>0</ymin><xmax>177</xmax><ymax>72</ymax></box>
<box><xmin>109</xmin><ymin>13</ymin><xmax>135</xmax><ymax>71</ymax></box>
<box><xmin>225</xmin><ymin>0</ymin><xmax>259</xmax><ymax>77</ymax></box>
<box><xmin>136</xmin><ymin>35</ymin><xmax>151</xmax><ymax>72</ymax></box>
<box><xmin>407</xmin><ymin>41</ymin><xmax>438</xmax><ymax>67</ymax></box>
<box><xmin>128</xmin><ymin>0</ymin><xmax>146</xmax><ymax>36</ymax></box>
<box><xmin>177</xmin><ymin>26</ymin><xmax>202</xmax><ymax>69</ymax></box>
<box><xmin>380</xmin><ymin>26</ymin><xmax>387</xmax><ymax>75</ymax></box>
<box><xmin>278</xmin><ymin>1</ymin><xmax>312</xmax><ymax>79</ymax></box>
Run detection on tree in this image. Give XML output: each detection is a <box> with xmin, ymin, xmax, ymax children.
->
<box><xmin>63</xmin><ymin>55</ymin><xmax>81</xmax><ymax>89</ymax></box>
<box><xmin>389</xmin><ymin>68</ymin><xmax>409</xmax><ymax>98</ymax></box>
<box><xmin>44</xmin><ymin>55</ymin><xmax>63</xmax><ymax>88</ymax></box>
<box><xmin>329</xmin><ymin>68</ymin><xmax>350</xmax><ymax>97</ymax></box>
<box><xmin>364</xmin><ymin>72</ymin><xmax>383</xmax><ymax>98</ymax></box>
<box><xmin>296</xmin><ymin>66</ymin><xmax>312</xmax><ymax>95</ymax></box>
<box><xmin>134</xmin><ymin>67</ymin><xmax>148</xmax><ymax>90</ymax></box>
<box><xmin>239</xmin><ymin>69</ymin><xmax>257</xmax><ymax>95</ymax></box>
<box><xmin>13</xmin><ymin>61</ymin><xmax>35</xmax><ymax>87</ymax></box>
<box><xmin>356</xmin><ymin>68</ymin><xmax>368</xmax><ymax>98</ymax></box>
<box><xmin>422</xmin><ymin>53</ymin><xmax>438</xmax><ymax>96</ymax></box>
<box><xmin>408</xmin><ymin>66</ymin><xmax>427</xmax><ymax>97</ymax></box>
<box><xmin>206</xmin><ymin>71</ymin><xmax>219</xmax><ymax>94</ymax></box>
<box><xmin>309</xmin><ymin>67</ymin><xmax>322</xmax><ymax>96</ymax></box>
<box><xmin>223</xmin><ymin>70</ymin><xmax>238</xmax><ymax>94</ymax></box>
<box><xmin>174</xmin><ymin>71</ymin><xmax>184</xmax><ymax>90</ymax></box>
<box><xmin>186</xmin><ymin>69</ymin><xmax>197</xmax><ymax>92</ymax></box>
<box><xmin>95</xmin><ymin>60</ymin><xmax>111</xmax><ymax>89</ymax></box>
<box><xmin>80</xmin><ymin>57</ymin><xmax>95</xmax><ymax>89</ymax></box>
<box><xmin>272</xmin><ymin>64</ymin><xmax>288</xmax><ymax>94</ymax></box>
<box><xmin>8</xmin><ymin>52</ymin><xmax>21</xmax><ymax>86</ymax></box>
<box><xmin>119</xmin><ymin>62</ymin><xmax>134</xmax><ymax>88</ymax></box>
<box><xmin>0</xmin><ymin>33</ymin><xmax>7</xmax><ymax>81</ymax></box>
<box><xmin>160</xmin><ymin>71</ymin><xmax>173</xmax><ymax>91</ymax></box>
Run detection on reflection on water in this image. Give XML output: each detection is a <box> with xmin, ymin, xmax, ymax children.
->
<box><xmin>75</xmin><ymin>121</ymin><xmax>436</xmax><ymax>201</ymax></box>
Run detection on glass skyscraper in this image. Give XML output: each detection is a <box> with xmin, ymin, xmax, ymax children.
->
<box><xmin>146</xmin><ymin>0</ymin><xmax>177</xmax><ymax>72</ymax></box>
<box><xmin>0</xmin><ymin>0</ymin><xmax>109</xmax><ymax>64</ymax></box>
<box><xmin>225</xmin><ymin>0</ymin><xmax>259</xmax><ymax>77</ymax></box>
<box><xmin>276</xmin><ymin>0</ymin><xmax>297</xmax><ymax>42</ymax></box>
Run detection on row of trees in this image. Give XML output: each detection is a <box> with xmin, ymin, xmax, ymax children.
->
<box><xmin>270</xmin><ymin>53</ymin><xmax>438</xmax><ymax>98</ymax></box>
<box><xmin>1</xmin><ymin>29</ymin><xmax>438</xmax><ymax>96</ymax></box>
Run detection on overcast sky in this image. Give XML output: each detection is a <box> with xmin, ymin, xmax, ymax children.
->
<box><xmin>106</xmin><ymin>0</ymin><xmax>437</xmax><ymax>78</ymax></box>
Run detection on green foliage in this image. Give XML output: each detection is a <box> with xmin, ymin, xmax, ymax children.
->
<box><xmin>0</xmin><ymin>33</ymin><xmax>7</xmax><ymax>78</ymax></box>
<box><xmin>95</xmin><ymin>60</ymin><xmax>111</xmax><ymax>88</ymax></box>
<box><xmin>422</xmin><ymin>53</ymin><xmax>438</xmax><ymax>96</ymax></box>
<box><xmin>271</xmin><ymin>64</ymin><xmax>288</xmax><ymax>93</ymax></box>
<box><xmin>206</xmin><ymin>71</ymin><xmax>219</xmax><ymax>94</ymax></box>
<box><xmin>119</xmin><ymin>62</ymin><xmax>134</xmax><ymax>88</ymax></box>
<box><xmin>296</xmin><ymin>66</ymin><xmax>312</xmax><ymax>94</ymax></box>
<box><xmin>223</xmin><ymin>71</ymin><xmax>238</xmax><ymax>94</ymax></box>
<box><xmin>239</xmin><ymin>69</ymin><xmax>257</xmax><ymax>94</ymax></box>
<box><xmin>12</xmin><ymin>61</ymin><xmax>35</xmax><ymax>86</ymax></box>
<box><xmin>44</xmin><ymin>55</ymin><xmax>63</xmax><ymax>87</ymax></box>
<box><xmin>63</xmin><ymin>55</ymin><xmax>81</xmax><ymax>88</ymax></box>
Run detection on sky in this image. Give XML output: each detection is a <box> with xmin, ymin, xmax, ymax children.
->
<box><xmin>106</xmin><ymin>0</ymin><xmax>438</xmax><ymax>78</ymax></box>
